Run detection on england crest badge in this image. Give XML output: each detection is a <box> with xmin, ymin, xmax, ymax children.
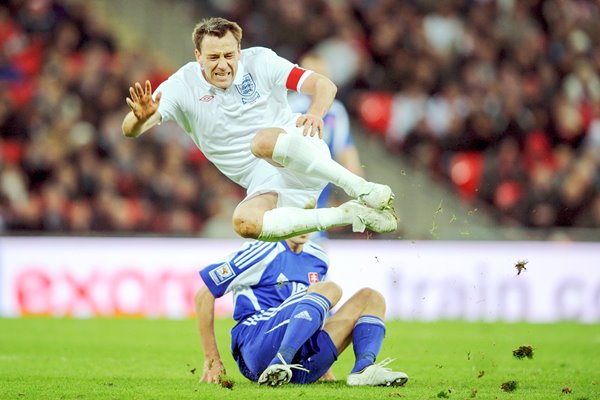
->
<box><xmin>235</xmin><ymin>73</ymin><xmax>260</xmax><ymax>104</ymax></box>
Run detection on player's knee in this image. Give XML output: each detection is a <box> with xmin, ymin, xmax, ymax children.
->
<box><xmin>309</xmin><ymin>281</ymin><xmax>342</xmax><ymax>307</ymax></box>
<box><xmin>232</xmin><ymin>213</ymin><xmax>261</xmax><ymax>239</ymax></box>
<box><xmin>251</xmin><ymin>128</ymin><xmax>282</xmax><ymax>159</ymax></box>
<box><xmin>357</xmin><ymin>287</ymin><xmax>386</xmax><ymax>309</ymax></box>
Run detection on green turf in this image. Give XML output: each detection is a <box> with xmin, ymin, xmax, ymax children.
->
<box><xmin>0</xmin><ymin>318</ymin><xmax>598</xmax><ymax>399</ymax></box>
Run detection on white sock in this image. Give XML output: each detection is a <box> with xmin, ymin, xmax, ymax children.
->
<box><xmin>258</xmin><ymin>206</ymin><xmax>353</xmax><ymax>242</ymax></box>
<box><xmin>272</xmin><ymin>133</ymin><xmax>367</xmax><ymax>198</ymax></box>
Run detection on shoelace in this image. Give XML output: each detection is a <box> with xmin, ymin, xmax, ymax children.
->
<box><xmin>373</xmin><ymin>357</ymin><xmax>396</xmax><ymax>370</ymax></box>
<box><xmin>275</xmin><ymin>352</ymin><xmax>310</xmax><ymax>373</ymax></box>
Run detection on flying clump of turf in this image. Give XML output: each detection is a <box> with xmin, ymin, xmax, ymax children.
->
<box><xmin>512</xmin><ymin>345</ymin><xmax>534</xmax><ymax>359</ymax></box>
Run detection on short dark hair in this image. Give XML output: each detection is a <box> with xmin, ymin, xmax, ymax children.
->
<box><xmin>192</xmin><ymin>17</ymin><xmax>242</xmax><ymax>52</ymax></box>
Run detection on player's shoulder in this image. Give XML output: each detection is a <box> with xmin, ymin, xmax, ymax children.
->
<box><xmin>241</xmin><ymin>46</ymin><xmax>282</xmax><ymax>69</ymax></box>
<box><xmin>157</xmin><ymin>61</ymin><xmax>200</xmax><ymax>87</ymax></box>
<box><xmin>302</xmin><ymin>241</ymin><xmax>329</xmax><ymax>264</ymax></box>
<box><xmin>165</xmin><ymin>61</ymin><xmax>201</xmax><ymax>85</ymax></box>
<box><xmin>229</xmin><ymin>240</ymin><xmax>284</xmax><ymax>268</ymax></box>
<box><xmin>241</xmin><ymin>46</ymin><xmax>277</xmax><ymax>59</ymax></box>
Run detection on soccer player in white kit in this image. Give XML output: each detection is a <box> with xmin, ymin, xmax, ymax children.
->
<box><xmin>122</xmin><ymin>17</ymin><xmax>397</xmax><ymax>241</ymax></box>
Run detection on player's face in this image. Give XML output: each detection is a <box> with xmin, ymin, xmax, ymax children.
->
<box><xmin>288</xmin><ymin>234</ymin><xmax>310</xmax><ymax>246</ymax></box>
<box><xmin>196</xmin><ymin>32</ymin><xmax>241</xmax><ymax>89</ymax></box>
<box><xmin>286</xmin><ymin>233</ymin><xmax>310</xmax><ymax>253</ymax></box>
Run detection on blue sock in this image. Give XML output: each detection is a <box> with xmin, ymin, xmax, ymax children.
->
<box><xmin>271</xmin><ymin>292</ymin><xmax>331</xmax><ymax>365</ymax></box>
<box><xmin>351</xmin><ymin>315</ymin><xmax>386</xmax><ymax>373</ymax></box>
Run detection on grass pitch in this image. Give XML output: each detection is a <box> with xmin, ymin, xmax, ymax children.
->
<box><xmin>0</xmin><ymin>318</ymin><xmax>598</xmax><ymax>399</ymax></box>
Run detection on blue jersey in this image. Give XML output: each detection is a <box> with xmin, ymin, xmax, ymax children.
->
<box><xmin>287</xmin><ymin>94</ymin><xmax>354</xmax><ymax>209</ymax></box>
<box><xmin>199</xmin><ymin>240</ymin><xmax>329</xmax><ymax>322</ymax></box>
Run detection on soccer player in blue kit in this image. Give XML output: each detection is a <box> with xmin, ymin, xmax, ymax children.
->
<box><xmin>194</xmin><ymin>234</ymin><xmax>409</xmax><ymax>387</ymax></box>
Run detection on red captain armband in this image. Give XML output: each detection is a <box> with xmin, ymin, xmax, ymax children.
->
<box><xmin>286</xmin><ymin>66</ymin><xmax>307</xmax><ymax>92</ymax></box>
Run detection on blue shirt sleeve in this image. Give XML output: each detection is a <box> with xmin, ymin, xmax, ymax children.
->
<box><xmin>199</xmin><ymin>241</ymin><xmax>279</xmax><ymax>298</ymax></box>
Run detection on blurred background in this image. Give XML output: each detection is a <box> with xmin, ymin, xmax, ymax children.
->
<box><xmin>0</xmin><ymin>0</ymin><xmax>599</xmax><ymax>322</ymax></box>
<box><xmin>1</xmin><ymin>0</ymin><xmax>599</xmax><ymax>241</ymax></box>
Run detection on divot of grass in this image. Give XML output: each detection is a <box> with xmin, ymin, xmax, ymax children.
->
<box><xmin>512</xmin><ymin>345</ymin><xmax>534</xmax><ymax>359</ymax></box>
<box><xmin>500</xmin><ymin>380</ymin><xmax>518</xmax><ymax>392</ymax></box>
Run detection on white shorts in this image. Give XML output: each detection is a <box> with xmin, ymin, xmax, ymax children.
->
<box><xmin>244</xmin><ymin>122</ymin><xmax>331</xmax><ymax>208</ymax></box>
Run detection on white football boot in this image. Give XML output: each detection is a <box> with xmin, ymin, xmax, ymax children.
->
<box><xmin>357</xmin><ymin>182</ymin><xmax>395</xmax><ymax>210</ymax></box>
<box><xmin>340</xmin><ymin>200</ymin><xmax>398</xmax><ymax>233</ymax></box>
<box><xmin>258</xmin><ymin>353</ymin><xmax>309</xmax><ymax>387</ymax></box>
<box><xmin>346</xmin><ymin>358</ymin><xmax>409</xmax><ymax>387</ymax></box>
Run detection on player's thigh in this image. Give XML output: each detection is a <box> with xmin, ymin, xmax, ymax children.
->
<box><xmin>282</xmin><ymin>121</ymin><xmax>332</xmax><ymax>159</ymax></box>
<box><xmin>236</xmin><ymin>306</ymin><xmax>297</xmax><ymax>375</ymax></box>
<box><xmin>233</xmin><ymin>191</ymin><xmax>278</xmax><ymax>221</ymax></box>
<box><xmin>245</xmin><ymin>160</ymin><xmax>327</xmax><ymax>209</ymax></box>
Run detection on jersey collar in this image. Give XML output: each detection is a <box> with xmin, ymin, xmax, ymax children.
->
<box><xmin>233</xmin><ymin>59</ymin><xmax>246</xmax><ymax>85</ymax></box>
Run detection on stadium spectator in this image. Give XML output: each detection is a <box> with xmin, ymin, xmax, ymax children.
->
<box><xmin>195</xmin><ymin>233</ymin><xmax>408</xmax><ymax>386</ymax></box>
<box><xmin>121</xmin><ymin>17</ymin><xmax>397</xmax><ymax>241</ymax></box>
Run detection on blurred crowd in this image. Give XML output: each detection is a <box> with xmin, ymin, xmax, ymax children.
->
<box><xmin>221</xmin><ymin>0</ymin><xmax>600</xmax><ymax>229</ymax></box>
<box><xmin>1</xmin><ymin>0</ymin><xmax>600</xmax><ymax>236</ymax></box>
<box><xmin>0</xmin><ymin>0</ymin><xmax>243</xmax><ymax>235</ymax></box>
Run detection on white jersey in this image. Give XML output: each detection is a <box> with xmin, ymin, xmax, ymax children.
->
<box><xmin>156</xmin><ymin>47</ymin><xmax>312</xmax><ymax>189</ymax></box>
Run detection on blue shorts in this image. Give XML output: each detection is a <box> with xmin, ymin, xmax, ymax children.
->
<box><xmin>230</xmin><ymin>296</ymin><xmax>338</xmax><ymax>383</ymax></box>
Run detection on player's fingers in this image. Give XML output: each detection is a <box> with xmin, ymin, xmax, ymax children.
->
<box><xmin>296</xmin><ymin>115</ymin><xmax>305</xmax><ymax>128</ymax></box>
<box><xmin>303</xmin><ymin>121</ymin><xmax>311</xmax><ymax>136</ymax></box>
<box><xmin>129</xmin><ymin>87</ymin><xmax>139</xmax><ymax>103</ymax></box>
<box><xmin>307</xmin><ymin>119</ymin><xmax>319</xmax><ymax>137</ymax></box>
<box><xmin>125</xmin><ymin>97</ymin><xmax>136</xmax><ymax>111</ymax></box>
<box><xmin>135</xmin><ymin>82</ymin><xmax>144</xmax><ymax>97</ymax></box>
<box><xmin>145</xmin><ymin>80</ymin><xmax>152</xmax><ymax>96</ymax></box>
<box><xmin>316</xmin><ymin>122</ymin><xmax>324</xmax><ymax>139</ymax></box>
<box><xmin>154</xmin><ymin>91</ymin><xmax>162</xmax><ymax>104</ymax></box>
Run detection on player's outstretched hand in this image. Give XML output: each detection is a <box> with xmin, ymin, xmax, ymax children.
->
<box><xmin>200</xmin><ymin>357</ymin><xmax>226</xmax><ymax>384</ymax></box>
<box><xmin>126</xmin><ymin>80</ymin><xmax>162</xmax><ymax>122</ymax></box>
<box><xmin>296</xmin><ymin>113</ymin><xmax>324</xmax><ymax>138</ymax></box>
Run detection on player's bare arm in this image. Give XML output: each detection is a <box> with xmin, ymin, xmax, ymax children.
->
<box><xmin>337</xmin><ymin>147</ymin><xmax>364</xmax><ymax>177</ymax></box>
<box><xmin>296</xmin><ymin>72</ymin><xmax>337</xmax><ymax>138</ymax></box>
<box><xmin>194</xmin><ymin>286</ymin><xmax>226</xmax><ymax>383</ymax></box>
<box><xmin>122</xmin><ymin>80</ymin><xmax>162</xmax><ymax>138</ymax></box>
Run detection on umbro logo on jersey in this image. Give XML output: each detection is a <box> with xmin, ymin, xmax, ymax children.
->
<box><xmin>199</xmin><ymin>95</ymin><xmax>214</xmax><ymax>102</ymax></box>
<box><xmin>294</xmin><ymin>310</ymin><xmax>312</xmax><ymax>321</ymax></box>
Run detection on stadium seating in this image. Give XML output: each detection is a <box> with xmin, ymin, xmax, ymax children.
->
<box><xmin>448</xmin><ymin>152</ymin><xmax>483</xmax><ymax>202</ymax></box>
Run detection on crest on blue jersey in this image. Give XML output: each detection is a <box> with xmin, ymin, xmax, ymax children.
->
<box><xmin>209</xmin><ymin>262</ymin><xmax>236</xmax><ymax>285</ymax></box>
<box><xmin>235</xmin><ymin>73</ymin><xmax>260</xmax><ymax>104</ymax></box>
